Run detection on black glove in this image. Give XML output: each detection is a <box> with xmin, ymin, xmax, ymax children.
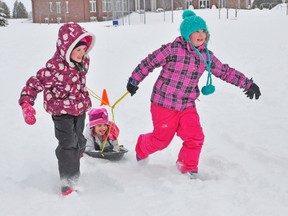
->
<box><xmin>126</xmin><ymin>78</ymin><xmax>139</xmax><ymax>96</ymax></box>
<box><xmin>244</xmin><ymin>83</ymin><xmax>261</xmax><ymax>100</ymax></box>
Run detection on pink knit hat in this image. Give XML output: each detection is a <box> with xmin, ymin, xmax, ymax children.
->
<box><xmin>88</xmin><ymin>108</ymin><xmax>108</xmax><ymax>128</ymax></box>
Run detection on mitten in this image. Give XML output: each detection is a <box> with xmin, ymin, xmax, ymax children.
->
<box><xmin>21</xmin><ymin>102</ymin><xmax>36</xmax><ymax>125</ymax></box>
<box><xmin>126</xmin><ymin>78</ymin><xmax>139</xmax><ymax>96</ymax></box>
<box><xmin>244</xmin><ymin>83</ymin><xmax>261</xmax><ymax>100</ymax></box>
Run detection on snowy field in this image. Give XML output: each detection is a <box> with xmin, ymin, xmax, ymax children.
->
<box><xmin>1</xmin><ymin>6</ymin><xmax>288</xmax><ymax>216</ymax></box>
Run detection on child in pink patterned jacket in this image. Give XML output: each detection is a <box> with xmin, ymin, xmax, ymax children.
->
<box><xmin>18</xmin><ymin>22</ymin><xmax>95</xmax><ymax>195</ymax></box>
<box><xmin>126</xmin><ymin>10</ymin><xmax>261</xmax><ymax>179</ymax></box>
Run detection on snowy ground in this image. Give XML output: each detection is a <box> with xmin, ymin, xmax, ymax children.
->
<box><xmin>1</xmin><ymin>6</ymin><xmax>288</xmax><ymax>216</ymax></box>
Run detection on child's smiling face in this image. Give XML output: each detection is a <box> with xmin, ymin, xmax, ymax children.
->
<box><xmin>70</xmin><ymin>45</ymin><xmax>87</xmax><ymax>63</ymax></box>
<box><xmin>94</xmin><ymin>124</ymin><xmax>108</xmax><ymax>137</ymax></box>
<box><xmin>190</xmin><ymin>30</ymin><xmax>207</xmax><ymax>47</ymax></box>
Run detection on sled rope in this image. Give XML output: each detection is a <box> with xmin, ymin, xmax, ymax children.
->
<box><xmin>87</xmin><ymin>87</ymin><xmax>129</xmax><ymax>110</ymax></box>
<box><xmin>87</xmin><ymin>87</ymin><xmax>103</xmax><ymax>101</ymax></box>
<box><xmin>87</xmin><ymin>87</ymin><xmax>129</xmax><ymax>155</ymax></box>
<box><xmin>87</xmin><ymin>87</ymin><xmax>129</xmax><ymax>121</ymax></box>
<box><xmin>111</xmin><ymin>91</ymin><xmax>129</xmax><ymax>109</ymax></box>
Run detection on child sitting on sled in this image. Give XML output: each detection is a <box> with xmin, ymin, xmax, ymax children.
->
<box><xmin>84</xmin><ymin>107</ymin><xmax>128</xmax><ymax>160</ymax></box>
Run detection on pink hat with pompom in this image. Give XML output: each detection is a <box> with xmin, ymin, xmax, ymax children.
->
<box><xmin>88</xmin><ymin>108</ymin><xmax>109</xmax><ymax>128</ymax></box>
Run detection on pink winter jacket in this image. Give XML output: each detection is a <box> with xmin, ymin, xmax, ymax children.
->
<box><xmin>130</xmin><ymin>36</ymin><xmax>253</xmax><ymax>111</ymax></box>
<box><xmin>19</xmin><ymin>22</ymin><xmax>95</xmax><ymax>116</ymax></box>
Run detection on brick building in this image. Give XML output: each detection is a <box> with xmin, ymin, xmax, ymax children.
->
<box><xmin>31</xmin><ymin>0</ymin><xmax>252</xmax><ymax>24</ymax></box>
<box><xmin>31</xmin><ymin>0</ymin><xmax>101</xmax><ymax>23</ymax></box>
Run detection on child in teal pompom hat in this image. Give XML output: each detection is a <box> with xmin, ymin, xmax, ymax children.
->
<box><xmin>125</xmin><ymin>9</ymin><xmax>261</xmax><ymax>179</ymax></box>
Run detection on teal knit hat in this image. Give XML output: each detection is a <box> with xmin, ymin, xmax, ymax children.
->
<box><xmin>180</xmin><ymin>10</ymin><xmax>209</xmax><ymax>41</ymax></box>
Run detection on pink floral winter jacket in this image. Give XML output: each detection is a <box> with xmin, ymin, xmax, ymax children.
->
<box><xmin>19</xmin><ymin>23</ymin><xmax>95</xmax><ymax>116</ymax></box>
<box><xmin>130</xmin><ymin>36</ymin><xmax>253</xmax><ymax>111</ymax></box>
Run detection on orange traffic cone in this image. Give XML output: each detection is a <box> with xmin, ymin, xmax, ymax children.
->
<box><xmin>100</xmin><ymin>89</ymin><xmax>110</xmax><ymax>106</ymax></box>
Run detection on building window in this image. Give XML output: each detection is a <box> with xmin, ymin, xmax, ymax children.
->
<box><xmin>116</xmin><ymin>0</ymin><xmax>121</xmax><ymax>11</ymax></box>
<box><xmin>122</xmin><ymin>0</ymin><xmax>127</xmax><ymax>12</ymax></box>
<box><xmin>186</xmin><ymin>0</ymin><xmax>192</xmax><ymax>8</ymax></box>
<box><xmin>66</xmin><ymin>1</ymin><xmax>69</xmax><ymax>13</ymax></box>
<box><xmin>90</xmin><ymin>0</ymin><xmax>96</xmax><ymax>12</ymax></box>
<box><xmin>199</xmin><ymin>0</ymin><xmax>210</xmax><ymax>8</ymax></box>
<box><xmin>103</xmin><ymin>0</ymin><xmax>112</xmax><ymax>12</ymax></box>
<box><xmin>56</xmin><ymin>2</ymin><xmax>61</xmax><ymax>14</ymax></box>
<box><xmin>49</xmin><ymin>2</ymin><xmax>52</xmax><ymax>12</ymax></box>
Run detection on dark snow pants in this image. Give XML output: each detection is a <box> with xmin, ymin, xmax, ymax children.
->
<box><xmin>52</xmin><ymin>113</ymin><xmax>86</xmax><ymax>184</ymax></box>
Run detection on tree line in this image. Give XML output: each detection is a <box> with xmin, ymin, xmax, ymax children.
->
<box><xmin>1</xmin><ymin>0</ymin><xmax>29</xmax><ymax>26</ymax></box>
<box><xmin>0</xmin><ymin>0</ymin><xmax>28</xmax><ymax>18</ymax></box>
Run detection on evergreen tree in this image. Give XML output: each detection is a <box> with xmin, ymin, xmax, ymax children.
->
<box><xmin>12</xmin><ymin>0</ymin><xmax>28</xmax><ymax>18</ymax></box>
<box><xmin>12</xmin><ymin>0</ymin><xmax>18</xmax><ymax>18</ymax></box>
<box><xmin>0</xmin><ymin>4</ymin><xmax>8</xmax><ymax>26</ymax></box>
<box><xmin>0</xmin><ymin>1</ymin><xmax>10</xmax><ymax>18</ymax></box>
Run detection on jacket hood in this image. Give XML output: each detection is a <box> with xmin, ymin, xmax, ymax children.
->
<box><xmin>56</xmin><ymin>22</ymin><xmax>95</xmax><ymax>66</ymax></box>
<box><xmin>174</xmin><ymin>36</ymin><xmax>195</xmax><ymax>53</ymax></box>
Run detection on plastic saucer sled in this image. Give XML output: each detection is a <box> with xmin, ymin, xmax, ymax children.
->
<box><xmin>85</xmin><ymin>147</ymin><xmax>128</xmax><ymax>161</ymax></box>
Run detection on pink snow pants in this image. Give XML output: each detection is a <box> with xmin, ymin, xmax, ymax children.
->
<box><xmin>135</xmin><ymin>103</ymin><xmax>205</xmax><ymax>172</ymax></box>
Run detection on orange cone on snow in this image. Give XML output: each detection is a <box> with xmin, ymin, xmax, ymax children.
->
<box><xmin>100</xmin><ymin>89</ymin><xmax>110</xmax><ymax>106</ymax></box>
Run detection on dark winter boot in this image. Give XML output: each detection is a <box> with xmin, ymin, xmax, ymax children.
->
<box><xmin>136</xmin><ymin>154</ymin><xmax>141</xmax><ymax>161</ymax></box>
<box><xmin>60</xmin><ymin>175</ymin><xmax>79</xmax><ymax>196</ymax></box>
<box><xmin>61</xmin><ymin>186</ymin><xmax>74</xmax><ymax>196</ymax></box>
<box><xmin>185</xmin><ymin>171</ymin><xmax>198</xmax><ymax>179</ymax></box>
